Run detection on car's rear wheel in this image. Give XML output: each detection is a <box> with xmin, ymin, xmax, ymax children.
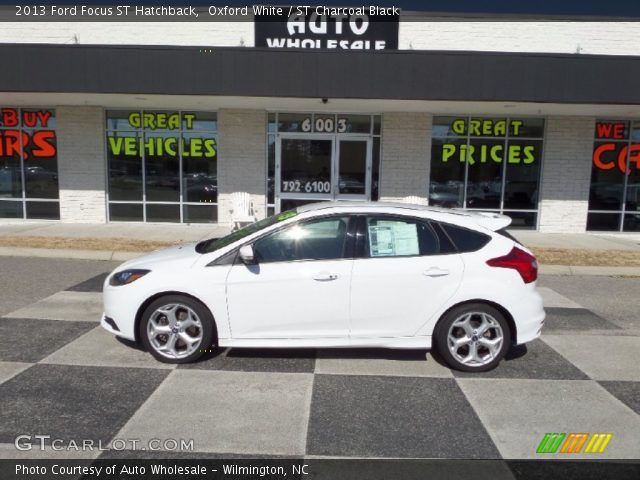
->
<box><xmin>140</xmin><ymin>294</ymin><xmax>215</xmax><ymax>364</ymax></box>
<box><xmin>434</xmin><ymin>303</ymin><xmax>510</xmax><ymax>372</ymax></box>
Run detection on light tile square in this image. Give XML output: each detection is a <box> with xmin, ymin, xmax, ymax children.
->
<box><xmin>116</xmin><ymin>370</ymin><xmax>313</xmax><ymax>455</ymax></box>
<box><xmin>0</xmin><ymin>362</ymin><xmax>31</xmax><ymax>384</ymax></box>
<box><xmin>314</xmin><ymin>349</ymin><xmax>453</xmax><ymax>377</ymax></box>
<box><xmin>41</xmin><ymin>327</ymin><xmax>175</xmax><ymax>370</ymax></box>
<box><xmin>4</xmin><ymin>291</ymin><xmax>103</xmax><ymax>322</ymax></box>
<box><xmin>543</xmin><ymin>335</ymin><xmax>640</xmax><ymax>381</ymax></box>
<box><xmin>457</xmin><ymin>378</ymin><xmax>640</xmax><ymax>459</ymax></box>
<box><xmin>537</xmin><ymin>287</ymin><xmax>582</xmax><ymax>309</ymax></box>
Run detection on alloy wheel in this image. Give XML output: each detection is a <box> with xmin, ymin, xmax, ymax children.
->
<box><xmin>447</xmin><ymin>311</ymin><xmax>504</xmax><ymax>367</ymax></box>
<box><xmin>146</xmin><ymin>303</ymin><xmax>203</xmax><ymax>359</ymax></box>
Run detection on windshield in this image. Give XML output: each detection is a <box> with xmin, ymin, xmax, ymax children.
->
<box><xmin>196</xmin><ymin>209</ymin><xmax>298</xmax><ymax>254</ymax></box>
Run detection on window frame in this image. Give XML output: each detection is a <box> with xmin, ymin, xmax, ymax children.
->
<box><xmin>587</xmin><ymin>118</ymin><xmax>640</xmax><ymax>232</ymax></box>
<box><xmin>105</xmin><ymin>109</ymin><xmax>218</xmax><ymax>224</ymax></box>
<box><xmin>0</xmin><ymin>106</ymin><xmax>59</xmax><ymax>220</ymax></box>
<box><xmin>429</xmin><ymin>115</ymin><xmax>546</xmax><ymax>230</ymax></box>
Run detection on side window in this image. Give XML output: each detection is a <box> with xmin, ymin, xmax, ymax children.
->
<box><xmin>365</xmin><ymin>216</ymin><xmax>439</xmax><ymax>258</ymax></box>
<box><xmin>253</xmin><ymin>216</ymin><xmax>350</xmax><ymax>263</ymax></box>
<box><xmin>440</xmin><ymin>223</ymin><xmax>490</xmax><ymax>253</ymax></box>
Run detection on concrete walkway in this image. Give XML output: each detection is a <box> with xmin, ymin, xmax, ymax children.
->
<box><xmin>512</xmin><ymin>231</ymin><xmax>640</xmax><ymax>251</ymax></box>
<box><xmin>0</xmin><ymin>221</ymin><xmax>231</xmax><ymax>243</ymax></box>
<box><xmin>0</xmin><ymin>221</ymin><xmax>639</xmax><ymax>276</ymax></box>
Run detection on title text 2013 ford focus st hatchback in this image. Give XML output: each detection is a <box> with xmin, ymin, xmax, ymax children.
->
<box><xmin>101</xmin><ymin>202</ymin><xmax>545</xmax><ymax>372</ymax></box>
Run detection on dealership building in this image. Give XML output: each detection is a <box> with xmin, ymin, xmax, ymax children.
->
<box><xmin>0</xmin><ymin>10</ymin><xmax>639</xmax><ymax>232</ymax></box>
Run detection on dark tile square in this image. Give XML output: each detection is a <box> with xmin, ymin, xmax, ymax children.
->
<box><xmin>178</xmin><ymin>348</ymin><xmax>316</xmax><ymax>373</ymax></box>
<box><xmin>0</xmin><ymin>318</ymin><xmax>96</xmax><ymax>362</ymax></box>
<box><xmin>309</xmin><ymin>460</ymin><xmax>515</xmax><ymax>480</ymax></box>
<box><xmin>98</xmin><ymin>450</ymin><xmax>298</xmax><ymax>459</ymax></box>
<box><xmin>66</xmin><ymin>273</ymin><xmax>109</xmax><ymax>293</ymax></box>
<box><xmin>0</xmin><ymin>364</ymin><xmax>169</xmax><ymax>444</ymax></box>
<box><xmin>598</xmin><ymin>381</ymin><xmax>640</xmax><ymax>415</ymax></box>
<box><xmin>543</xmin><ymin>308</ymin><xmax>620</xmax><ymax>332</ymax></box>
<box><xmin>507</xmin><ymin>460</ymin><xmax>640</xmax><ymax>480</ymax></box>
<box><xmin>452</xmin><ymin>339</ymin><xmax>589</xmax><ymax>380</ymax></box>
<box><xmin>306</xmin><ymin>375</ymin><xmax>500</xmax><ymax>458</ymax></box>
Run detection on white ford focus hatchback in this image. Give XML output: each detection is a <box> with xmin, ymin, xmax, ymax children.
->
<box><xmin>102</xmin><ymin>202</ymin><xmax>545</xmax><ymax>372</ymax></box>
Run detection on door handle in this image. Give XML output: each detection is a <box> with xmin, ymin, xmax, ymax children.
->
<box><xmin>423</xmin><ymin>267</ymin><xmax>450</xmax><ymax>277</ymax></box>
<box><xmin>313</xmin><ymin>272</ymin><xmax>339</xmax><ymax>281</ymax></box>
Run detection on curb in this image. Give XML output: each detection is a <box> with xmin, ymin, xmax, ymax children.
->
<box><xmin>538</xmin><ymin>264</ymin><xmax>640</xmax><ymax>276</ymax></box>
<box><xmin>1</xmin><ymin>246</ymin><xmax>639</xmax><ymax>276</ymax></box>
<box><xmin>0</xmin><ymin>246</ymin><xmax>143</xmax><ymax>262</ymax></box>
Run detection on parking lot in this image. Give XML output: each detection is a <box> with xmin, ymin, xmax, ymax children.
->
<box><xmin>0</xmin><ymin>256</ymin><xmax>639</xmax><ymax>460</ymax></box>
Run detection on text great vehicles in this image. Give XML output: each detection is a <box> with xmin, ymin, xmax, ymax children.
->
<box><xmin>101</xmin><ymin>202</ymin><xmax>545</xmax><ymax>372</ymax></box>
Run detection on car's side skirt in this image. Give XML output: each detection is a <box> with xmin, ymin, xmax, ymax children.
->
<box><xmin>218</xmin><ymin>336</ymin><xmax>431</xmax><ymax>349</ymax></box>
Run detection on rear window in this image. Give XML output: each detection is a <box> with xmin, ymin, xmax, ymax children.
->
<box><xmin>440</xmin><ymin>223</ymin><xmax>490</xmax><ymax>253</ymax></box>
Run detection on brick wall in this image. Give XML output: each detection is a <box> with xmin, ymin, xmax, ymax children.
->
<box><xmin>56</xmin><ymin>106</ymin><xmax>107</xmax><ymax>223</ymax></box>
<box><xmin>217</xmin><ymin>109</ymin><xmax>267</xmax><ymax>225</ymax></box>
<box><xmin>2</xmin><ymin>22</ymin><xmax>639</xmax><ymax>56</ymax></box>
<box><xmin>379</xmin><ymin>113</ymin><xmax>431</xmax><ymax>203</ymax></box>
<box><xmin>538</xmin><ymin>116</ymin><xmax>595</xmax><ymax>232</ymax></box>
<box><xmin>0</xmin><ymin>22</ymin><xmax>252</xmax><ymax>47</ymax></box>
<box><xmin>400</xmin><ymin>22</ymin><xmax>640</xmax><ymax>55</ymax></box>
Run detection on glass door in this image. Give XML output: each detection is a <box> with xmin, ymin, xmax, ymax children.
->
<box><xmin>278</xmin><ymin>136</ymin><xmax>334</xmax><ymax>212</ymax></box>
<box><xmin>276</xmin><ymin>135</ymin><xmax>372</xmax><ymax>212</ymax></box>
<box><xmin>335</xmin><ymin>137</ymin><xmax>371</xmax><ymax>200</ymax></box>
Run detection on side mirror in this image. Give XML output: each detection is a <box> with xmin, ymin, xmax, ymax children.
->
<box><xmin>238</xmin><ymin>244</ymin><xmax>256</xmax><ymax>265</ymax></box>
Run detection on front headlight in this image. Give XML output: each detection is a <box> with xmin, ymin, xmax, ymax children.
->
<box><xmin>109</xmin><ymin>269</ymin><xmax>150</xmax><ymax>286</ymax></box>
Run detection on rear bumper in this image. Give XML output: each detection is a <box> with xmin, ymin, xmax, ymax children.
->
<box><xmin>512</xmin><ymin>288</ymin><xmax>546</xmax><ymax>345</ymax></box>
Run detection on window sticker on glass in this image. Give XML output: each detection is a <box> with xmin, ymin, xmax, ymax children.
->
<box><xmin>368</xmin><ymin>221</ymin><xmax>419</xmax><ymax>257</ymax></box>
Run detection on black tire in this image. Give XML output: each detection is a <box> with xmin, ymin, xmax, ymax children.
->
<box><xmin>139</xmin><ymin>294</ymin><xmax>216</xmax><ymax>364</ymax></box>
<box><xmin>433</xmin><ymin>303</ymin><xmax>511</xmax><ymax>372</ymax></box>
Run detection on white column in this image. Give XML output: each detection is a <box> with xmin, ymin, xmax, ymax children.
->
<box><xmin>217</xmin><ymin>109</ymin><xmax>267</xmax><ymax>225</ymax></box>
<box><xmin>56</xmin><ymin>106</ymin><xmax>107</xmax><ymax>223</ymax></box>
<box><xmin>538</xmin><ymin>116</ymin><xmax>595</xmax><ymax>233</ymax></box>
<box><xmin>379</xmin><ymin>113</ymin><xmax>431</xmax><ymax>202</ymax></box>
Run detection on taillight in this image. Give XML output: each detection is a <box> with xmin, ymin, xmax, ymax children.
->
<box><xmin>486</xmin><ymin>246</ymin><xmax>538</xmax><ymax>283</ymax></box>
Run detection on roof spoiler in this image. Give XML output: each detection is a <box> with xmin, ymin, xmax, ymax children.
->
<box><xmin>453</xmin><ymin>209</ymin><xmax>513</xmax><ymax>231</ymax></box>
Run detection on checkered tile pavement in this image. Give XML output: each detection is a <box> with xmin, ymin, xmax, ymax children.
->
<box><xmin>1</xmin><ymin>273</ymin><xmax>639</xmax><ymax>460</ymax></box>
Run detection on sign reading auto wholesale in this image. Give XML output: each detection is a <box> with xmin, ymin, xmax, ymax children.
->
<box><xmin>254</xmin><ymin>6</ymin><xmax>399</xmax><ymax>50</ymax></box>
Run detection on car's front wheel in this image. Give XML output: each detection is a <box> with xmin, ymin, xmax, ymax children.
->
<box><xmin>434</xmin><ymin>303</ymin><xmax>511</xmax><ymax>372</ymax></box>
<box><xmin>140</xmin><ymin>294</ymin><xmax>215</xmax><ymax>364</ymax></box>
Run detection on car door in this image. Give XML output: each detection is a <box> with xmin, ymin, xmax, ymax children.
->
<box><xmin>349</xmin><ymin>215</ymin><xmax>464</xmax><ymax>338</ymax></box>
<box><xmin>225</xmin><ymin>215</ymin><xmax>355</xmax><ymax>339</ymax></box>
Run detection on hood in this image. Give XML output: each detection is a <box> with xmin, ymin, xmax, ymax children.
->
<box><xmin>118</xmin><ymin>242</ymin><xmax>200</xmax><ymax>270</ymax></box>
<box><xmin>453</xmin><ymin>209</ymin><xmax>512</xmax><ymax>231</ymax></box>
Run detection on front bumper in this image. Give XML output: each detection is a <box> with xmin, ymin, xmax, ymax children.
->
<box><xmin>101</xmin><ymin>281</ymin><xmax>146</xmax><ymax>341</ymax></box>
<box><xmin>100</xmin><ymin>313</ymin><xmax>136</xmax><ymax>341</ymax></box>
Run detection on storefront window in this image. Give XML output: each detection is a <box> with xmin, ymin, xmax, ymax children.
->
<box><xmin>430</xmin><ymin>116</ymin><xmax>544</xmax><ymax>229</ymax></box>
<box><xmin>587</xmin><ymin>120</ymin><xmax>640</xmax><ymax>231</ymax></box>
<box><xmin>0</xmin><ymin>107</ymin><xmax>59</xmax><ymax>219</ymax></box>
<box><xmin>106</xmin><ymin>110</ymin><xmax>217</xmax><ymax>223</ymax></box>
